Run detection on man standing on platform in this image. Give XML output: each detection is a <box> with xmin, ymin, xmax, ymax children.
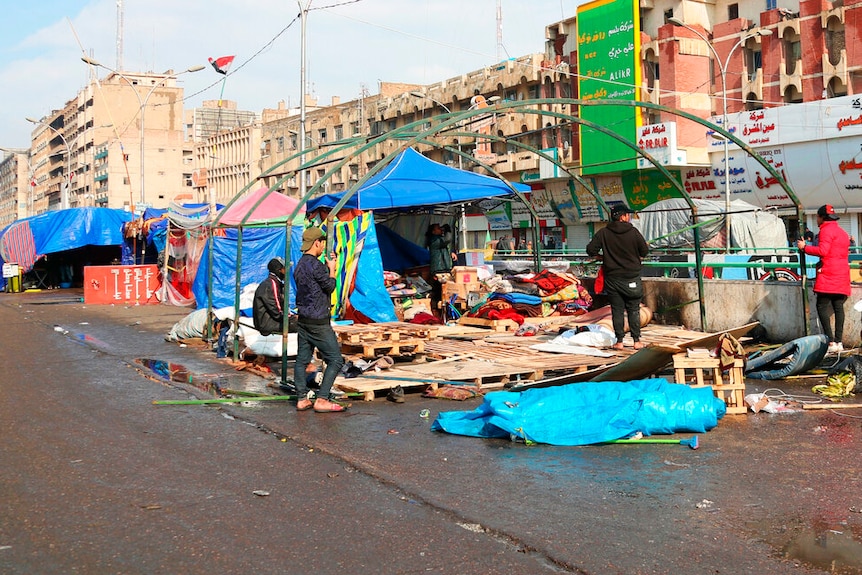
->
<box><xmin>586</xmin><ymin>204</ymin><xmax>649</xmax><ymax>350</ymax></box>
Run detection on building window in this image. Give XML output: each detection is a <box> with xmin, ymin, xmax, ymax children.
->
<box><xmin>334</xmin><ymin>125</ymin><xmax>344</xmax><ymax>140</ymax></box>
<box><xmin>766</xmin><ymin>0</ymin><xmax>777</xmax><ymax>9</ymax></box>
<box><xmin>663</xmin><ymin>9</ymin><xmax>673</xmax><ymax>24</ymax></box>
<box><xmin>277</xmin><ymin>136</ymin><xmax>285</xmax><ymax>152</ymax></box>
<box><xmin>318</xmin><ymin>129</ymin><xmax>327</xmax><ymax>144</ymax></box>
<box><xmin>728</xmin><ymin>3</ymin><xmax>739</xmax><ymax>19</ymax></box>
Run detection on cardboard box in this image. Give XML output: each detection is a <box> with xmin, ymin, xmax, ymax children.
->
<box><xmin>451</xmin><ymin>266</ymin><xmax>479</xmax><ymax>285</ymax></box>
<box><xmin>443</xmin><ymin>281</ymin><xmax>481</xmax><ymax>301</ymax></box>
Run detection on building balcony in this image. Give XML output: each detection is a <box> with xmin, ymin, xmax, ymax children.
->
<box><xmin>780</xmin><ymin>59</ymin><xmax>803</xmax><ymax>98</ymax></box>
<box><xmin>643</xmin><ymin>79</ymin><xmax>661</xmax><ymax>106</ymax></box>
<box><xmin>822</xmin><ymin>49</ymin><xmax>848</xmax><ymax>87</ymax></box>
<box><xmin>742</xmin><ymin>68</ymin><xmax>766</xmax><ymax>104</ymax></box>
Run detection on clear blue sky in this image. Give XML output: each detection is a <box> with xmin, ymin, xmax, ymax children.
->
<box><xmin>1</xmin><ymin>0</ymin><xmax>574</xmax><ymax>148</ymax></box>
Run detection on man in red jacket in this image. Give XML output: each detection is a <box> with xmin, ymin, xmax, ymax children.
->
<box><xmin>796</xmin><ymin>204</ymin><xmax>851</xmax><ymax>354</ymax></box>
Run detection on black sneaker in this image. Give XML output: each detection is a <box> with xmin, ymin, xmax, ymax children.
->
<box><xmin>387</xmin><ymin>385</ymin><xmax>405</xmax><ymax>403</ymax></box>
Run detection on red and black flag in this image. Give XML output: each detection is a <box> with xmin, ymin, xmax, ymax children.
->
<box><xmin>208</xmin><ymin>55</ymin><xmax>235</xmax><ymax>75</ymax></box>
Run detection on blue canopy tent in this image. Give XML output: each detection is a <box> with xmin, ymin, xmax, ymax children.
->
<box><xmin>0</xmin><ymin>207</ymin><xmax>135</xmax><ymax>289</ymax></box>
<box><xmin>306</xmin><ymin>147</ymin><xmax>529</xmax><ymax>212</ymax></box>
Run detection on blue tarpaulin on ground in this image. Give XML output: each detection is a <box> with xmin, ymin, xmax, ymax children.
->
<box><xmin>306</xmin><ymin>147</ymin><xmax>529</xmax><ymax>212</ymax></box>
<box><xmin>431</xmin><ymin>379</ymin><xmax>726</xmax><ymax>446</ymax></box>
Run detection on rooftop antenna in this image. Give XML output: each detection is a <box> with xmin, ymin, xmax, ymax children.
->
<box><xmin>116</xmin><ymin>0</ymin><xmax>124</xmax><ymax>71</ymax></box>
<box><xmin>496</xmin><ymin>0</ymin><xmax>503</xmax><ymax>62</ymax></box>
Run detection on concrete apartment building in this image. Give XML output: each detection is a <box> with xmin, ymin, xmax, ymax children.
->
<box><xmin>188</xmin><ymin>100</ymin><xmax>260</xmax><ymax>205</ymax></box>
<box><xmin>25</xmin><ymin>70</ymin><xmax>193</xmax><ymax>215</ymax></box>
<box><xmin>0</xmin><ymin>151</ymin><xmax>31</xmax><ymax>226</ymax></box>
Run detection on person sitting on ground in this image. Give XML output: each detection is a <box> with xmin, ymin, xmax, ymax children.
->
<box><xmin>253</xmin><ymin>258</ymin><xmax>287</xmax><ymax>336</ymax></box>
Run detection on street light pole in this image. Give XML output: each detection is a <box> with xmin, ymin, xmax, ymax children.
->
<box><xmin>408</xmin><ymin>91</ymin><xmax>462</xmax><ymax>169</ymax></box>
<box><xmin>408</xmin><ymin>92</ymin><xmax>500</xmax><ymax>252</ymax></box>
<box><xmin>81</xmin><ymin>57</ymin><xmax>204</xmax><ymax>210</ymax></box>
<box><xmin>298</xmin><ymin>0</ymin><xmax>312</xmax><ymax>202</ymax></box>
<box><xmin>25</xmin><ymin>118</ymin><xmax>71</xmax><ymax>210</ymax></box>
<box><xmin>668</xmin><ymin>18</ymin><xmax>771</xmax><ymax>252</ymax></box>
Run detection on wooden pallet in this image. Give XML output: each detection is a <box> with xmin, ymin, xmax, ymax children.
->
<box><xmin>332</xmin><ymin>368</ymin><xmax>440</xmax><ymax>401</ymax></box>
<box><xmin>423</xmin><ymin>339</ymin><xmax>615</xmax><ymax>376</ymax></box>
<box><xmin>397</xmin><ymin>358</ymin><xmax>540</xmax><ymax>390</ymax></box>
<box><xmin>673</xmin><ymin>354</ymin><xmax>747</xmax><ymax>414</ymax></box>
<box><xmin>333</xmin><ymin>322</ymin><xmax>438</xmax><ymax>344</ymax></box>
<box><xmin>340</xmin><ymin>338</ymin><xmax>425</xmax><ymax>358</ymax></box>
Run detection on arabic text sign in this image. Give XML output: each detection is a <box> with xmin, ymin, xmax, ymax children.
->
<box><xmin>84</xmin><ymin>265</ymin><xmax>161</xmax><ymax>305</ymax></box>
<box><xmin>577</xmin><ymin>0</ymin><xmax>640</xmax><ymax>176</ymax></box>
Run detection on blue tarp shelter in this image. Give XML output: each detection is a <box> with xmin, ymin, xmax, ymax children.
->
<box><xmin>0</xmin><ymin>207</ymin><xmax>135</xmax><ymax>288</ymax></box>
<box><xmin>306</xmin><ymin>147</ymin><xmax>530</xmax><ymax>212</ymax></box>
<box><xmin>193</xmin><ymin>198</ymin><xmax>396</xmax><ymax>322</ymax></box>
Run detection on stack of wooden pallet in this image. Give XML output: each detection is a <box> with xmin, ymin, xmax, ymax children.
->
<box><xmin>333</xmin><ymin>322</ymin><xmax>438</xmax><ymax>359</ymax></box>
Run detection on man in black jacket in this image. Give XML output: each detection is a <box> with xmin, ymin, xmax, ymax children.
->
<box><xmin>586</xmin><ymin>204</ymin><xmax>649</xmax><ymax>350</ymax></box>
<box><xmin>292</xmin><ymin>227</ymin><xmax>346</xmax><ymax>413</ymax></box>
<box><xmin>253</xmin><ymin>258</ymin><xmax>287</xmax><ymax>336</ymax></box>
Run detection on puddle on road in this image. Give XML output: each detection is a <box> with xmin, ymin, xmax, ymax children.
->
<box><xmin>783</xmin><ymin>527</ymin><xmax>862</xmax><ymax>573</ymax></box>
<box><xmin>135</xmin><ymin>358</ymin><xmax>225</xmax><ymax>395</ymax></box>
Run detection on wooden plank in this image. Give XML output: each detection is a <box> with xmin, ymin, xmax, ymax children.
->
<box><xmin>590</xmin><ymin>344</ymin><xmax>682</xmax><ymax>382</ymax></box>
<box><xmin>675</xmin><ymin>321</ymin><xmax>760</xmax><ymax>350</ymax></box>
<box><xmin>396</xmin><ymin>358</ymin><xmax>541</xmax><ymax>389</ymax></box>
<box><xmin>457</xmin><ymin>317</ymin><xmax>520</xmax><ymax>332</ymax></box>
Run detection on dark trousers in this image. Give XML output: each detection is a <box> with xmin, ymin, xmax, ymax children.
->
<box><xmin>604</xmin><ymin>275</ymin><xmax>643</xmax><ymax>343</ymax></box>
<box><xmin>815</xmin><ymin>292</ymin><xmax>847</xmax><ymax>343</ymax></box>
<box><xmin>293</xmin><ymin>320</ymin><xmax>344</xmax><ymax>401</ymax></box>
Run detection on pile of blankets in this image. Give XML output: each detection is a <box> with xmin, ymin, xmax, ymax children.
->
<box><xmin>465</xmin><ymin>270</ymin><xmax>593</xmax><ymax>325</ymax></box>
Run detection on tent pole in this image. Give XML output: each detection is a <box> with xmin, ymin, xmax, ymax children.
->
<box><xmin>205</xmin><ymin>231</ymin><xmax>215</xmax><ymax>343</ymax></box>
<box><xmin>161</xmin><ymin>219</ymin><xmax>170</xmax><ymax>304</ymax></box>
<box><xmin>232</xmin><ymin>227</ymin><xmax>244</xmax><ymax>361</ymax></box>
<box><xmin>281</xmin><ymin>220</ymin><xmax>293</xmax><ymax>387</ymax></box>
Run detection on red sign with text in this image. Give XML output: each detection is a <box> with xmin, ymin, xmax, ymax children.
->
<box><xmin>83</xmin><ymin>265</ymin><xmax>161</xmax><ymax>305</ymax></box>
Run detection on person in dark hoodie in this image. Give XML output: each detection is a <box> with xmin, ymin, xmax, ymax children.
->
<box><xmin>253</xmin><ymin>257</ymin><xmax>287</xmax><ymax>336</ymax></box>
<box><xmin>586</xmin><ymin>204</ymin><xmax>650</xmax><ymax>350</ymax></box>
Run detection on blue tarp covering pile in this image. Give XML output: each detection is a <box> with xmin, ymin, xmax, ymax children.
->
<box><xmin>431</xmin><ymin>379</ymin><xmax>726</xmax><ymax>446</ymax></box>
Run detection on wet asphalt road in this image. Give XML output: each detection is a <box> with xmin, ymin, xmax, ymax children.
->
<box><xmin>2</xmin><ymin>290</ymin><xmax>862</xmax><ymax>574</ymax></box>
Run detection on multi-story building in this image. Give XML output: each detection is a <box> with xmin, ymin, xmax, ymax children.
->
<box><xmin>28</xmin><ymin>69</ymin><xmax>195</xmax><ymax>214</ymax></box>
<box><xmin>543</xmin><ymin>0</ymin><xmax>862</xmax><ymax>242</ymax></box>
<box><xmin>0</xmin><ymin>150</ymin><xmax>32</xmax><ymax>226</ymax></box>
<box><xmin>188</xmin><ymin>100</ymin><xmax>260</xmax><ymax>205</ymax></box>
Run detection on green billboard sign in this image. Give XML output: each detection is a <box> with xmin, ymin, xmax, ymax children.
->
<box><xmin>577</xmin><ymin>0</ymin><xmax>640</xmax><ymax>176</ymax></box>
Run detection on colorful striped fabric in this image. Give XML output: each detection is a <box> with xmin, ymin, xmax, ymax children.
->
<box><xmin>0</xmin><ymin>220</ymin><xmax>40</xmax><ymax>272</ymax></box>
<box><xmin>324</xmin><ymin>213</ymin><xmax>371</xmax><ymax>318</ymax></box>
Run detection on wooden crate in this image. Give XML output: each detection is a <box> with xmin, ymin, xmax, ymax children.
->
<box><xmin>673</xmin><ymin>354</ymin><xmax>747</xmax><ymax>414</ymax></box>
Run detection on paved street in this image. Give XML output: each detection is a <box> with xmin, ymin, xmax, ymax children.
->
<box><xmin>2</xmin><ymin>290</ymin><xmax>861</xmax><ymax>574</ymax></box>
